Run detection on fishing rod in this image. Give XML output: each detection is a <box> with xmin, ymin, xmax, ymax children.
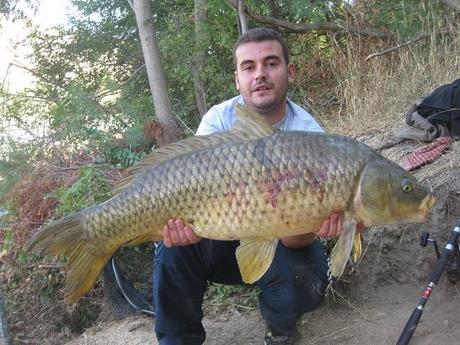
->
<box><xmin>396</xmin><ymin>224</ymin><xmax>460</xmax><ymax>345</ymax></box>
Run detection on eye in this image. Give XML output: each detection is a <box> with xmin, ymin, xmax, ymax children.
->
<box><xmin>241</xmin><ymin>64</ymin><xmax>254</xmax><ymax>71</ymax></box>
<box><xmin>401</xmin><ymin>180</ymin><xmax>413</xmax><ymax>193</ymax></box>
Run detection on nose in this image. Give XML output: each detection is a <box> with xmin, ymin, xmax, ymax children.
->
<box><xmin>254</xmin><ymin>64</ymin><xmax>267</xmax><ymax>81</ymax></box>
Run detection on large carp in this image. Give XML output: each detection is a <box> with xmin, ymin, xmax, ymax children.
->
<box><xmin>27</xmin><ymin>105</ymin><xmax>435</xmax><ymax>303</ymax></box>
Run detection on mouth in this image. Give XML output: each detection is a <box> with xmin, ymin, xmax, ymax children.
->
<box><xmin>252</xmin><ymin>84</ymin><xmax>271</xmax><ymax>93</ymax></box>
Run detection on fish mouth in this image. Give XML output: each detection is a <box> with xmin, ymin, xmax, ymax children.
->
<box><xmin>419</xmin><ymin>194</ymin><xmax>436</xmax><ymax>212</ymax></box>
<box><xmin>414</xmin><ymin>194</ymin><xmax>436</xmax><ymax>221</ymax></box>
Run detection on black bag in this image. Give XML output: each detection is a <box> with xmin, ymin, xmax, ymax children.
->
<box><xmin>406</xmin><ymin>78</ymin><xmax>460</xmax><ymax>139</ymax></box>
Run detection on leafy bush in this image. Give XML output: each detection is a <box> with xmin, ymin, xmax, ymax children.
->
<box><xmin>53</xmin><ymin>166</ymin><xmax>112</xmax><ymax>217</ymax></box>
<box><xmin>205</xmin><ymin>282</ymin><xmax>260</xmax><ymax>309</ymax></box>
<box><xmin>103</xmin><ymin>146</ymin><xmax>146</xmax><ymax>169</ymax></box>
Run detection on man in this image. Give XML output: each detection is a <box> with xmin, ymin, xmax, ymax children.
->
<box><xmin>153</xmin><ymin>27</ymin><xmax>344</xmax><ymax>345</ymax></box>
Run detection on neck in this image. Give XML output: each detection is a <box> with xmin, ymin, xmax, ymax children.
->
<box><xmin>250</xmin><ymin>101</ymin><xmax>287</xmax><ymax>125</ymax></box>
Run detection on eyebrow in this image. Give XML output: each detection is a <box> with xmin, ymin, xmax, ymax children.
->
<box><xmin>239</xmin><ymin>55</ymin><xmax>282</xmax><ymax>67</ymax></box>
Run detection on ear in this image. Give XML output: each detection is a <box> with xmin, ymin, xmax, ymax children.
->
<box><xmin>287</xmin><ymin>63</ymin><xmax>296</xmax><ymax>83</ymax></box>
<box><xmin>234</xmin><ymin>70</ymin><xmax>240</xmax><ymax>91</ymax></box>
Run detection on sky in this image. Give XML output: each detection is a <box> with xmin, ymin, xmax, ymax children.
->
<box><xmin>0</xmin><ymin>0</ymin><xmax>74</xmax><ymax>91</ymax></box>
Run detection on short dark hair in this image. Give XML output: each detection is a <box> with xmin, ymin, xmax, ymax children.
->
<box><xmin>233</xmin><ymin>27</ymin><xmax>290</xmax><ymax>67</ymax></box>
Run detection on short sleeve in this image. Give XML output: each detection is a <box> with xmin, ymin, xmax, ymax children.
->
<box><xmin>196</xmin><ymin>109</ymin><xmax>225</xmax><ymax>135</ymax></box>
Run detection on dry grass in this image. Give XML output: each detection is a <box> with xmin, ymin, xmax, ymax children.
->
<box><xmin>2</xmin><ymin>167</ymin><xmax>78</xmax><ymax>246</ymax></box>
<box><xmin>323</xmin><ymin>27</ymin><xmax>460</xmax><ymax>136</ymax></box>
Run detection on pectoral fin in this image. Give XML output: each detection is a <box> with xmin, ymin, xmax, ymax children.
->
<box><xmin>330</xmin><ymin>213</ymin><xmax>357</xmax><ymax>279</ymax></box>
<box><xmin>236</xmin><ymin>238</ymin><xmax>279</xmax><ymax>284</ymax></box>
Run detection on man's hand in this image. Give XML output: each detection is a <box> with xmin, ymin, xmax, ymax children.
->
<box><xmin>281</xmin><ymin>214</ymin><xmax>342</xmax><ymax>248</ymax></box>
<box><xmin>281</xmin><ymin>212</ymin><xmax>364</xmax><ymax>248</ymax></box>
<box><xmin>314</xmin><ymin>212</ymin><xmax>343</xmax><ymax>238</ymax></box>
<box><xmin>162</xmin><ymin>219</ymin><xmax>202</xmax><ymax>248</ymax></box>
<box><xmin>314</xmin><ymin>212</ymin><xmax>364</xmax><ymax>238</ymax></box>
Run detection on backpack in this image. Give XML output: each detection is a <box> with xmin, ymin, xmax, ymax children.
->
<box><xmin>398</xmin><ymin>78</ymin><xmax>460</xmax><ymax>141</ymax></box>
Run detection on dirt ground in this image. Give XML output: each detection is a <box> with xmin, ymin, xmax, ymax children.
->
<box><xmin>64</xmin><ymin>280</ymin><xmax>459</xmax><ymax>345</ymax></box>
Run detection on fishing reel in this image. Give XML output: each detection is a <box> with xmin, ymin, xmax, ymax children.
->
<box><xmin>420</xmin><ymin>231</ymin><xmax>460</xmax><ymax>284</ymax></box>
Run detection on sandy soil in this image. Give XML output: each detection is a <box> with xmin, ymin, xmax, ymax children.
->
<box><xmin>64</xmin><ymin>279</ymin><xmax>460</xmax><ymax>345</ymax></box>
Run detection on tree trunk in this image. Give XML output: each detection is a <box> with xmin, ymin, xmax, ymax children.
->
<box><xmin>192</xmin><ymin>0</ymin><xmax>208</xmax><ymax>118</ymax></box>
<box><xmin>101</xmin><ymin>0</ymin><xmax>180</xmax><ymax>319</ymax></box>
<box><xmin>131</xmin><ymin>0</ymin><xmax>178</xmax><ymax>146</ymax></box>
<box><xmin>237</xmin><ymin>0</ymin><xmax>248</xmax><ymax>34</ymax></box>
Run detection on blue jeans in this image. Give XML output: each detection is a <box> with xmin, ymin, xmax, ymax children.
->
<box><xmin>153</xmin><ymin>239</ymin><xmax>330</xmax><ymax>345</ymax></box>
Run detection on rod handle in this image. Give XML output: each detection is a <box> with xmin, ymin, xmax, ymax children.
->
<box><xmin>396</xmin><ymin>307</ymin><xmax>423</xmax><ymax>345</ymax></box>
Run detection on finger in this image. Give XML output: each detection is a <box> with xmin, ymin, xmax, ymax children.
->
<box><xmin>331</xmin><ymin>212</ymin><xmax>342</xmax><ymax>237</ymax></box>
<box><xmin>327</xmin><ymin>214</ymin><xmax>337</xmax><ymax>237</ymax></box>
<box><xmin>330</xmin><ymin>212</ymin><xmax>344</xmax><ymax>237</ymax></box>
<box><xmin>315</xmin><ymin>218</ymin><xmax>331</xmax><ymax>238</ymax></box>
<box><xmin>168</xmin><ymin>218</ymin><xmax>177</xmax><ymax>231</ymax></box>
<box><xmin>168</xmin><ymin>220</ymin><xmax>182</xmax><ymax>245</ymax></box>
<box><xmin>163</xmin><ymin>225</ymin><xmax>173</xmax><ymax>247</ymax></box>
<box><xmin>174</xmin><ymin>219</ymin><xmax>190</xmax><ymax>245</ymax></box>
<box><xmin>174</xmin><ymin>219</ymin><xmax>185</xmax><ymax>231</ymax></box>
<box><xmin>184</xmin><ymin>226</ymin><xmax>201</xmax><ymax>244</ymax></box>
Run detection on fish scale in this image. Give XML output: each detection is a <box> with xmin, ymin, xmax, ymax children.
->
<box><xmin>116</xmin><ymin>132</ymin><xmax>363</xmax><ymax>241</ymax></box>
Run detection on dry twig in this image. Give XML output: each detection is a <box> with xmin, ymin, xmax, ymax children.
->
<box><xmin>365</xmin><ymin>30</ymin><xmax>453</xmax><ymax>60</ymax></box>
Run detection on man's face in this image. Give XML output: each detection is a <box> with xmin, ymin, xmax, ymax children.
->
<box><xmin>234</xmin><ymin>40</ymin><xmax>295</xmax><ymax>118</ymax></box>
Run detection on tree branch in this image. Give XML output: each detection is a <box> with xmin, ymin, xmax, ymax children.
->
<box><xmin>364</xmin><ymin>30</ymin><xmax>453</xmax><ymax>60</ymax></box>
<box><xmin>8</xmin><ymin>61</ymin><xmax>57</xmax><ymax>89</ymax></box>
<box><xmin>226</xmin><ymin>0</ymin><xmax>390</xmax><ymax>38</ymax></box>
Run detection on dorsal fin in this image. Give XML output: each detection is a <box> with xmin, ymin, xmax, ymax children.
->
<box><xmin>231</xmin><ymin>104</ymin><xmax>276</xmax><ymax>138</ymax></box>
<box><xmin>112</xmin><ymin>105</ymin><xmax>275</xmax><ymax>194</ymax></box>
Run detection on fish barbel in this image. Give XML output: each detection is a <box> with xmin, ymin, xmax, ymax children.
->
<box><xmin>27</xmin><ymin>105</ymin><xmax>435</xmax><ymax>303</ymax></box>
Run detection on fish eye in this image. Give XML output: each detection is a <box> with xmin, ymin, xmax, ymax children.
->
<box><xmin>401</xmin><ymin>180</ymin><xmax>413</xmax><ymax>193</ymax></box>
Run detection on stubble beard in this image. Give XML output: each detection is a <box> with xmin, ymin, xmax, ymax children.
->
<box><xmin>249</xmin><ymin>89</ymin><xmax>287</xmax><ymax>117</ymax></box>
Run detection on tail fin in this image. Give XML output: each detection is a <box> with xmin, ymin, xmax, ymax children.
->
<box><xmin>27</xmin><ymin>212</ymin><xmax>114</xmax><ymax>303</ymax></box>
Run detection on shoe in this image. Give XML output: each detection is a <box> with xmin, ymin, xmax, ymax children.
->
<box><xmin>264</xmin><ymin>329</ymin><xmax>300</xmax><ymax>345</ymax></box>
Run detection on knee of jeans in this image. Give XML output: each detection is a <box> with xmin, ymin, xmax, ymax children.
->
<box><xmin>261</xmin><ymin>286</ymin><xmax>323</xmax><ymax>317</ymax></box>
<box><xmin>303</xmin><ymin>280</ymin><xmax>327</xmax><ymax>311</ymax></box>
<box><xmin>291</xmin><ymin>268</ymin><xmax>328</xmax><ymax>313</ymax></box>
